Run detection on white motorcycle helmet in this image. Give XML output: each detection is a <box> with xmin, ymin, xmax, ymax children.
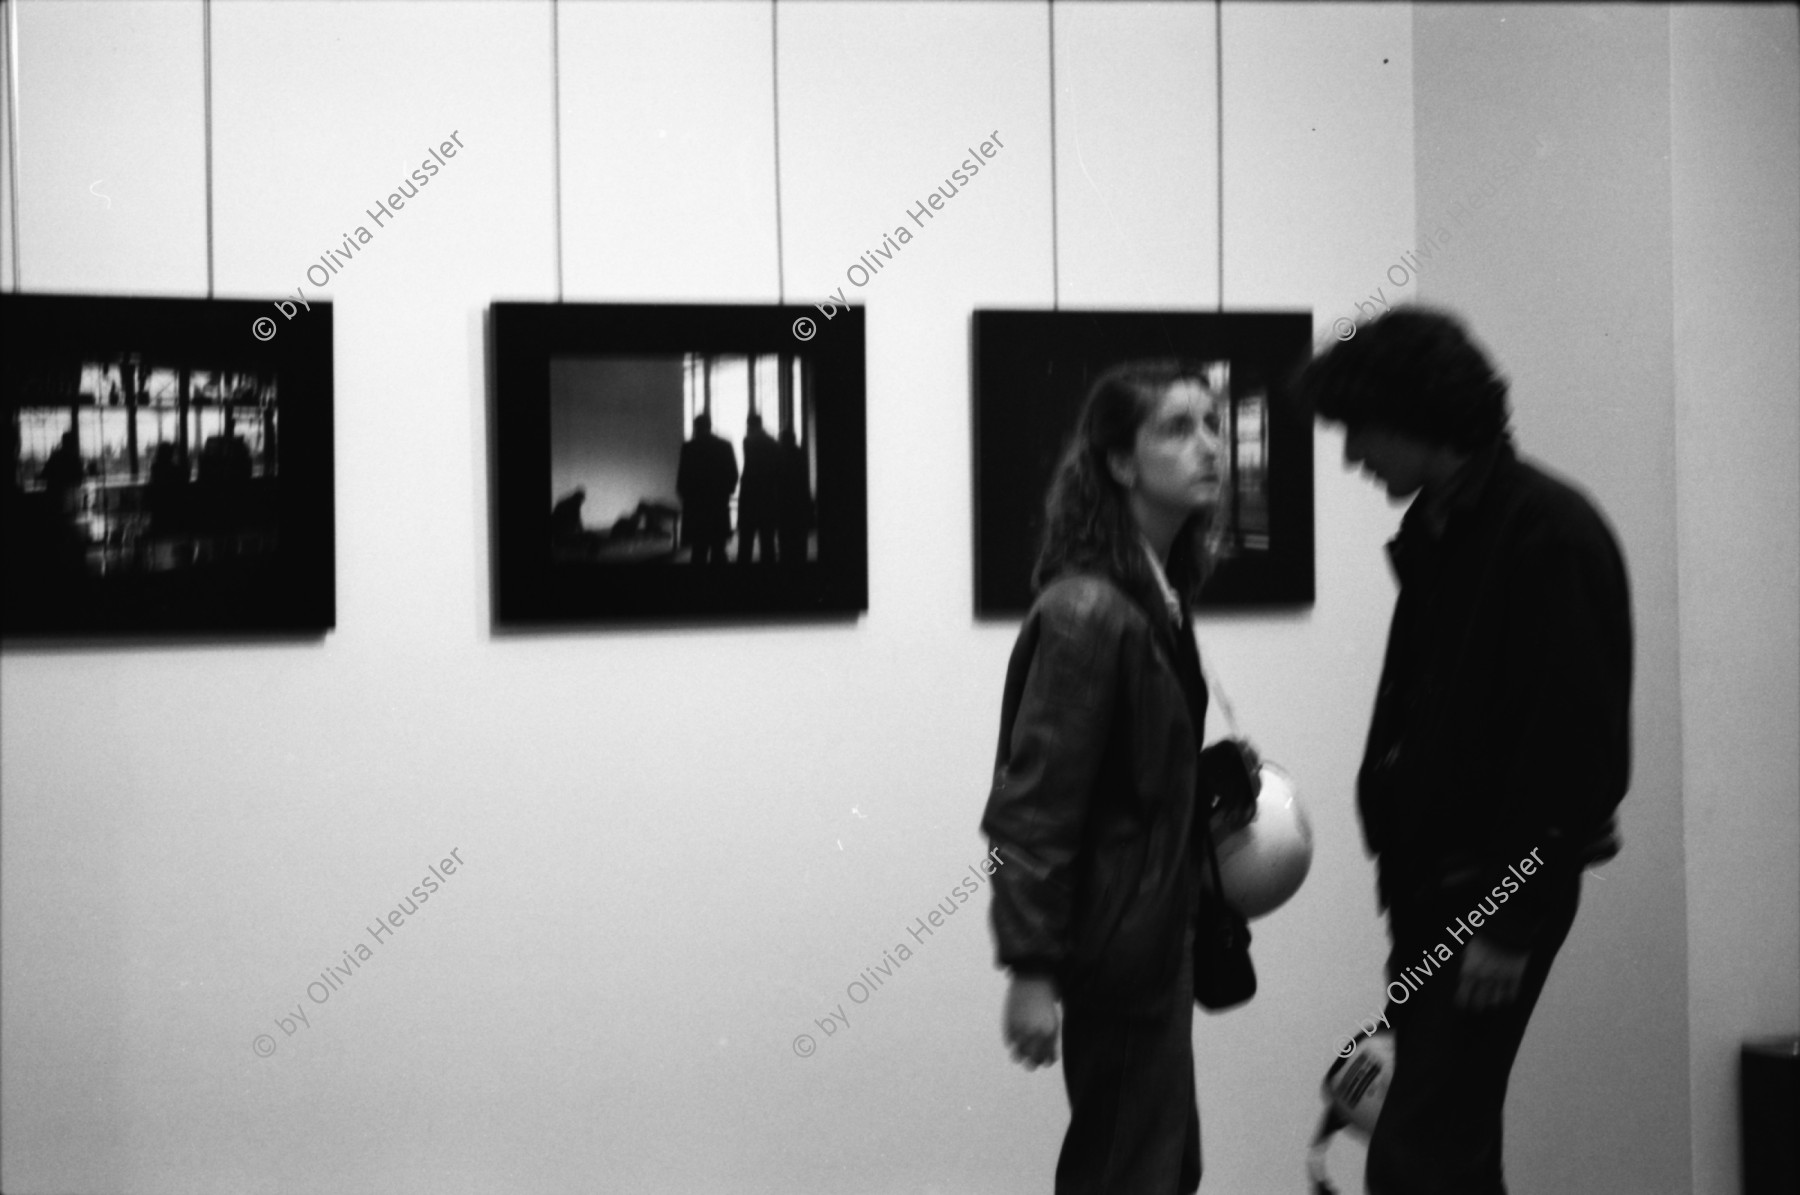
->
<box><xmin>1308</xmin><ymin>1029</ymin><xmax>1397</xmax><ymax>1194</ymax></box>
<box><xmin>1214</xmin><ymin>762</ymin><xmax>1315</xmax><ymax>919</ymax></box>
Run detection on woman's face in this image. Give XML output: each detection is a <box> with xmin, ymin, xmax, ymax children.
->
<box><xmin>1114</xmin><ymin>378</ymin><xmax>1224</xmax><ymax>514</ymax></box>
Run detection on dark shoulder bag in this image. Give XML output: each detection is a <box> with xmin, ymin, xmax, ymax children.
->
<box><xmin>1165</xmin><ymin>601</ymin><xmax>1257</xmax><ymax>1010</ymax></box>
<box><xmin>1193</xmin><ymin>740</ymin><xmax>1258</xmax><ymax>1011</ymax></box>
<box><xmin>1194</xmin><ymin>818</ymin><xmax>1258</xmax><ymax>1011</ymax></box>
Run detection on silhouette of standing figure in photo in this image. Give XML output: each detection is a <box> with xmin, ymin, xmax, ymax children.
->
<box><xmin>40</xmin><ymin>430</ymin><xmax>84</xmax><ymax>514</ymax></box>
<box><xmin>737</xmin><ymin>413</ymin><xmax>779</xmax><ymax>565</ymax></box>
<box><xmin>147</xmin><ymin>442</ymin><xmax>189</xmax><ymax>536</ymax></box>
<box><xmin>676</xmin><ymin>412</ymin><xmax>738</xmax><ymax>565</ymax></box>
<box><xmin>775</xmin><ymin>427</ymin><xmax>814</xmax><ymax>565</ymax></box>
<box><xmin>36</xmin><ymin>429</ymin><xmax>88</xmax><ymax>571</ymax></box>
<box><xmin>197</xmin><ymin>431</ymin><xmax>253</xmax><ymax>535</ymax></box>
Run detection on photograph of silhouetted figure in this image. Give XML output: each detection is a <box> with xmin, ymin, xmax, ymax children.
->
<box><xmin>498</xmin><ymin>308</ymin><xmax>863</xmax><ymax>623</ymax></box>
<box><xmin>776</xmin><ymin>426</ymin><xmax>814</xmax><ymax>564</ymax></box>
<box><xmin>737</xmin><ymin>413</ymin><xmax>779</xmax><ymax>565</ymax></box>
<box><xmin>145</xmin><ymin>442</ymin><xmax>188</xmax><ymax>536</ymax></box>
<box><xmin>676</xmin><ymin>412</ymin><xmax>738</xmax><ymax>565</ymax></box>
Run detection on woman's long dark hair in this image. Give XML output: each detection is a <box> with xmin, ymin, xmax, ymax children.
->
<box><xmin>1032</xmin><ymin>359</ymin><xmax>1235</xmax><ymax>618</ymax></box>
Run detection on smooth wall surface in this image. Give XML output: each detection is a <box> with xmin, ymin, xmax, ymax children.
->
<box><xmin>2</xmin><ymin>3</ymin><xmax>1794</xmax><ymax>1194</ymax></box>
<box><xmin>1412</xmin><ymin>7</ymin><xmax>1695</xmax><ymax>1191</ymax></box>
<box><xmin>1669</xmin><ymin>8</ymin><xmax>1800</xmax><ymax>1193</ymax></box>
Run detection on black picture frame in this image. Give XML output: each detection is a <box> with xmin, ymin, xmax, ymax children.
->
<box><xmin>971</xmin><ymin>309</ymin><xmax>1314</xmax><ymax>616</ymax></box>
<box><xmin>2</xmin><ymin>292</ymin><xmax>335</xmax><ymax>638</ymax></box>
<box><xmin>489</xmin><ymin>302</ymin><xmax>867</xmax><ymax>626</ymax></box>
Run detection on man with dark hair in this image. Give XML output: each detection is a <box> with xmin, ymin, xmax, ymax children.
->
<box><xmin>1294</xmin><ymin>307</ymin><xmax>1633</xmax><ymax>1194</ymax></box>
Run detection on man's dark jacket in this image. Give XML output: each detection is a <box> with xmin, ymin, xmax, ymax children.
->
<box><xmin>980</xmin><ymin>572</ymin><xmax>1208</xmax><ymax>1018</ymax></box>
<box><xmin>1361</xmin><ymin>437</ymin><xmax>1633</xmax><ymax>948</ymax></box>
<box><xmin>738</xmin><ymin>428</ymin><xmax>780</xmax><ymax>527</ymax></box>
<box><xmin>674</xmin><ymin>432</ymin><xmax>738</xmax><ymax>545</ymax></box>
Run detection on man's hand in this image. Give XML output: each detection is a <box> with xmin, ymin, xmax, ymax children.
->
<box><xmin>1456</xmin><ymin>936</ymin><xmax>1530</xmax><ymax>1010</ymax></box>
<box><xmin>1003</xmin><ymin>974</ymin><xmax>1061</xmax><ymax>1069</ymax></box>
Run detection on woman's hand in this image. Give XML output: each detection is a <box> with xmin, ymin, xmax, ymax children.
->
<box><xmin>1200</xmin><ymin>738</ymin><xmax>1262</xmax><ymax>833</ymax></box>
<box><xmin>1236</xmin><ymin>739</ymin><xmax>1264</xmax><ymax>801</ymax></box>
<box><xmin>1003</xmin><ymin>973</ymin><xmax>1061</xmax><ymax>1069</ymax></box>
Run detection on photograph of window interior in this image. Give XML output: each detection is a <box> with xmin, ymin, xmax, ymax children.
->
<box><xmin>9</xmin><ymin>354</ymin><xmax>281</xmax><ymax>584</ymax></box>
<box><xmin>1198</xmin><ymin>358</ymin><xmax>1273</xmax><ymax>555</ymax></box>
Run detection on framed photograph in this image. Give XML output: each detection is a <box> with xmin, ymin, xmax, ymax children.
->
<box><xmin>2</xmin><ymin>292</ymin><xmax>335</xmax><ymax>638</ymax></box>
<box><xmin>489</xmin><ymin>302</ymin><xmax>867</xmax><ymax>625</ymax></box>
<box><xmin>972</xmin><ymin>309</ymin><xmax>1314</xmax><ymax>616</ymax></box>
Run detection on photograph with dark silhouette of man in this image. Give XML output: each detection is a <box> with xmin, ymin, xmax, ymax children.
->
<box><xmin>491</xmin><ymin>301</ymin><xmax>862</xmax><ymax>625</ymax></box>
<box><xmin>548</xmin><ymin>353</ymin><xmax>819</xmax><ymax>567</ymax></box>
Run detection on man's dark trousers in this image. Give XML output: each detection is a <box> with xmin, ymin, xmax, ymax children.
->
<box><xmin>1055</xmin><ymin>936</ymin><xmax>1201</xmax><ymax>1195</ymax></box>
<box><xmin>1366</xmin><ymin>874</ymin><xmax>1582</xmax><ymax>1195</ymax></box>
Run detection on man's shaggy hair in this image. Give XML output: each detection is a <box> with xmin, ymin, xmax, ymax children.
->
<box><xmin>1293</xmin><ymin>306</ymin><xmax>1511</xmax><ymax>450</ymax></box>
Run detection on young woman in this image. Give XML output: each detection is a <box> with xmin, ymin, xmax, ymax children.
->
<box><xmin>980</xmin><ymin>360</ymin><xmax>1257</xmax><ymax>1194</ymax></box>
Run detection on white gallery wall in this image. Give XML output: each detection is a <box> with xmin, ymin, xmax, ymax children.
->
<box><xmin>1411</xmin><ymin>8</ymin><xmax>1694</xmax><ymax>1191</ymax></box>
<box><xmin>1667</xmin><ymin>7</ymin><xmax>1800</xmax><ymax>1194</ymax></box>
<box><xmin>1</xmin><ymin>3</ymin><xmax>1795</xmax><ymax>1195</ymax></box>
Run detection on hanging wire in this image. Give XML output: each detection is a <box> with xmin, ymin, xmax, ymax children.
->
<box><xmin>1046</xmin><ymin>0</ymin><xmax>1060</xmax><ymax>310</ymax></box>
<box><xmin>203</xmin><ymin>0</ymin><xmax>214</xmax><ymax>297</ymax></box>
<box><xmin>550</xmin><ymin>0</ymin><xmax>564</xmax><ymax>302</ymax></box>
<box><xmin>1214</xmin><ymin>0</ymin><xmax>1224</xmax><ymax>311</ymax></box>
<box><xmin>770</xmin><ymin>0</ymin><xmax>785</xmax><ymax>303</ymax></box>
<box><xmin>5</xmin><ymin>0</ymin><xmax>22</xmax><ymax>290</ymax></box>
